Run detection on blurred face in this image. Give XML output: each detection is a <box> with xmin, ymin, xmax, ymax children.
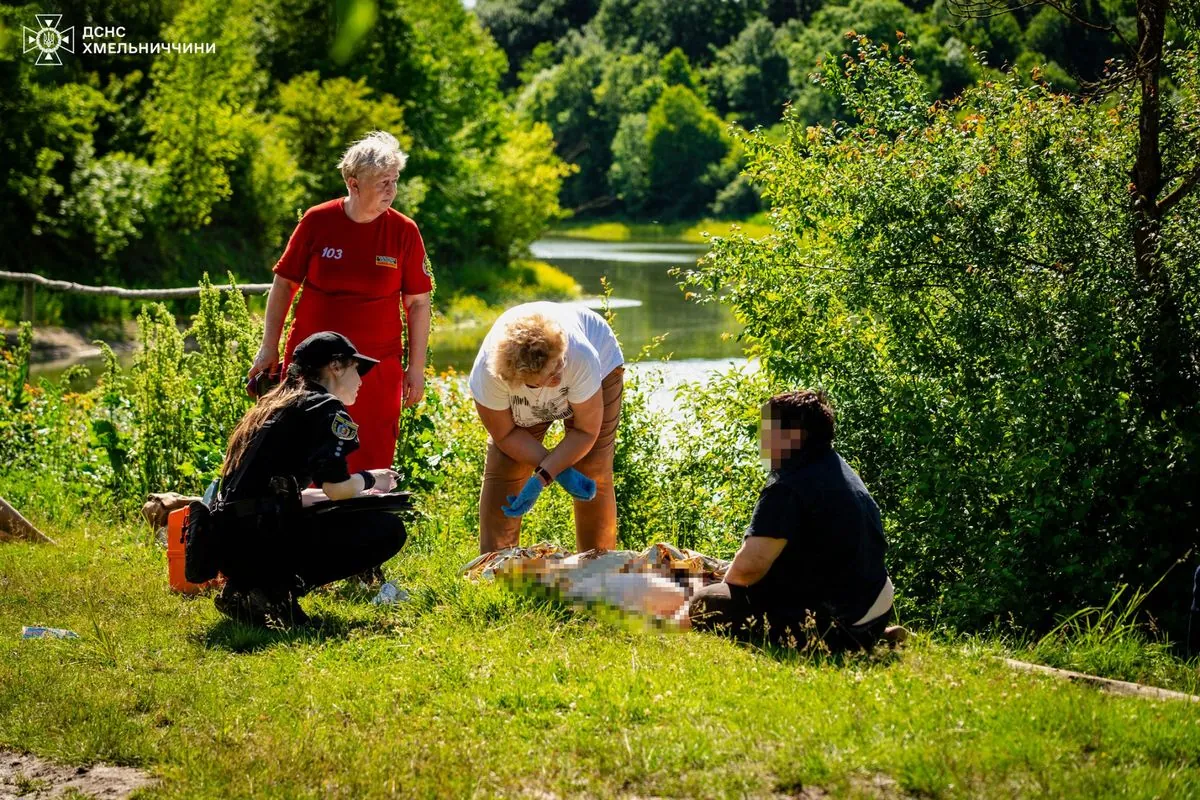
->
<box><xmin>347</xmin><ymin>168</ymin><xmax>399</xmax><ymax>216</ymax></box>
<box><xmin>522</xmin><ymin>355</ymin><xmax>566</xmax><ymax>389</ymax></box>
<box><xmin>760</xmin><ymin>404</ymin><xmax>806</xmax><ymax>470</ymax></box>
<box><xmin>322</xmin><ymin>361</ymin><xmax>363</xmax><ymax>406</ymax></box>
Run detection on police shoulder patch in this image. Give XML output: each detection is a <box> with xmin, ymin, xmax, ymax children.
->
<box><xmin>422</xmin><ymin>255</ymin><xmax>433</xmax><ymax>278</ymax></box>
<box><xmin>331</xmin><ymin>410</ymin><xmax>359</xmax><ymax>441</ymax></box>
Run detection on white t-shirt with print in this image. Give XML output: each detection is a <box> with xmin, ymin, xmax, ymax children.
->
<box><xmin>469</xmin><ymin>302</ymin><xmax>624</xmax><ymax>428</ymax></box>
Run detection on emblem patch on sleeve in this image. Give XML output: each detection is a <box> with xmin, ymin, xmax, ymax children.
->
<box><xmin>422</xmin><ymin>255</ymin><xmax>433</xmax><ymax>277</ymax></box>
<box><xmin>375</xmin><ymin>255</ymin><xmax>398</xmax><ymax>269</ymax></box>
<box><xmin>331</xmin><ymin>411</ymin><xmax>359</xmax><ymax>440</ymax></box>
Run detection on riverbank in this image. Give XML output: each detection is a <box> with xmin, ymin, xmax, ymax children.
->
<box><xmin>552</xmin><ymin>215</ymin><xmax>772</xmax><ymax>244</ymax></box>
<box><xmin>4</xmin><ymin>323</ymin><xmax>137</xmax><ymax>370</ymax></box>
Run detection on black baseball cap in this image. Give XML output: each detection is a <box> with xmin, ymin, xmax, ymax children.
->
<box><xmin>292</xmin><ymin>331</ymin><xmax>379</xmax><ymax>376</ymax></box>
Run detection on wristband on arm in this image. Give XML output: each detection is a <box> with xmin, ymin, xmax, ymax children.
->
<box><xmin>535</xmin><ymin>465</ymin><xmax>553</xmax><ymax>487</ymax></box>
<box><xmin>357</xmin><ymin>470</ymin><xmax>376</xmax><ymax>491</ymax></box>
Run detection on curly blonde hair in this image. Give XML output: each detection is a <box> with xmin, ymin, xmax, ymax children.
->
<box><xmin>489</xmin><ymin>313</ymin><xmax>567</xmax><ymax>387</ymax></box>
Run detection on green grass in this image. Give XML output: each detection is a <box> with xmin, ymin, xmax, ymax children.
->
<box><xmin>3</xmin><ymin>498</ymin><xmax>1200</xmax><ymax>798</ymax></box>
<box><xmin>552</xmin><ymin>215</ymin><xmax>774</xmax><ymax>244</ymax></box>
<box><xmin>1024</xmin><ymin>582</ymin><xmax>1200</xmax><ymax>694</ymax></box>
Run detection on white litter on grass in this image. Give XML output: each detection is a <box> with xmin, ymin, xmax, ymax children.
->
<box><xmin>371</xmin><ymin>582</ymin><xmax>409</xmax><ymax>605</ymax></box>
<box><xmin>20</xmin><ymin>627</ymin><xmax>78</xmax><ymax>640</ymax></box>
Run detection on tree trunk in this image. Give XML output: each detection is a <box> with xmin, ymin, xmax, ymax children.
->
<box><xmin>1131</xmin><ymin>0</ymin><xmax>1167</xmax><ymax>279</ymax></box>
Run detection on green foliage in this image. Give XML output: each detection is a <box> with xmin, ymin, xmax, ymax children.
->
<box><xmin>477</xmin><ymin>122</ymin><xmax>577</xmax><ymax>258</ymax></box>
<box><xmin>274</xmin><ymin>71</ymin><xmax>410</xmax><ymax>200</ymax></box>
<box><xmin>607</xmin><ymin>113</ymin><xmax>650</xmax><ymax>212</ymax></box>
<box><xmin>129</xmin><ymin>303</ymin><xmax>194</xmax><ymax>495</ymax></box>
<box><xmin>611</xmin><ymin>365</ymin><xmax>771</xmax><ymax>555</ymax></box>
<box><xmin>658</xmin><ymin>47</ymin><xmax>703</xmax><ymax>95</ymax></box>
<box><xmin>491</xmin><ymin>0</ymin><xmax>1134</xmax><ymax>220</ymax></box>
<box><xmin>645</xmin><ymin>85</ymin><xmax>732</xmax><ymax>219</ymax></box>
<box><xmin>0</xmin><ymin>0</ymin><xmax>568</xmax><ymax>315</ymax></box>
<box><xmin>476</xmin><ymin>0</ymin><xmax>602</xmax><ymax>85</ymax></box>
<box><xmin>1029</xmin><ymin>577</ymin><xmax>1199</xmax><ymax>692</ymax></box>
<box><xmin>142</xmin><ymin>0</ymin><xmax>266</xmax><ymax>230</ymax></box>
<box><xmin>705</xmin><ymin>17</ymin><xmax>791</xmax><ymax>128</ymax></box>
<box><xmin>517</xmin><ymin>44</ymin><xmax>613</xmax><ymax>211</ymax></box>
<box><xmin>187</xmin><ymin>274</ymin><xmax>262</xmax><ymax>472</ymax></box>
<box><xmin>686</xmin><ymin>36</ymin><xmax>1200</xmax><ymax>634</ymax></box>
<box><xmin>60</xmin><ymin>147</ymin><xmax>160</xmax><ymax>259</ymax></box>
<box><xmin>0</xmin><ymin>70</ymin><xmax>118</xmax><ymax>262</ymax></box>
<box><xmin>590</xmin><ymin>0</ymin><xmax>748</xmax><ymax>63</ymax></box>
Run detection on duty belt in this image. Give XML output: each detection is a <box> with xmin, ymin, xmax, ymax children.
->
<box><xmin>215</xmin><ymin>496</ymin><xmax>288</xmax><ymax>519</ymax></box>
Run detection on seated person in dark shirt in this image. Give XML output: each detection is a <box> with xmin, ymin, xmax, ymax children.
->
<box><xmin>684</xmin><ymin>390</ymin><xmax>900</xmax><ymax>651</ymax></box>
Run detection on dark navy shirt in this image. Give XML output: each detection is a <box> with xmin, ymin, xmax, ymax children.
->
<box><xmin>221</xmin><ymin>382</ymin><xmax>360</xmax><ymax>503</ymax></box>
<box><xmin>745</xmin><ymin>446</ymin><xmax>888</xmax><ymax>623</ymax></box>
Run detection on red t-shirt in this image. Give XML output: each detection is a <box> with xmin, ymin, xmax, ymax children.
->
<box><xmin>274</xmin><ymin>198</ymin><xmax>433</xmax><ymax>360</ymax></box>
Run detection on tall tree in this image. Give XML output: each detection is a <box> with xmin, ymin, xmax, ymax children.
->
<box><xmin>949</xmin><ymin>0</ymin><xmax>1200</xmax><ymax>409</ymax></box>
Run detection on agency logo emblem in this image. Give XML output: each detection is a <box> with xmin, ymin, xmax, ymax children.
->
<box><xmin>331</xmin><ymin>411</ymin><xmax>359</xmax><ymax>441</ymax></box>
<box><xmin>23</xmin><ymin>14</ymin><xmax>75</xmax><ymax>66</ymax></box>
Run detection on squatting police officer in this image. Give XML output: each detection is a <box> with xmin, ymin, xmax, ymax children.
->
<box><xmin>209</xmin><ymin>331</ymin><xmax>407</xmax><ymax>627</ymax></box>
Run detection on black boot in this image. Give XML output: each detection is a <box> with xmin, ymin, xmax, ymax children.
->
<box><xmin>215</xmin><ymin>584</ymin><xmax>309</xmax><ymax>629</ymax></box>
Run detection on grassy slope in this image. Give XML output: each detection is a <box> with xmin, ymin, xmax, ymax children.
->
<box><xmin>551</xmin><ymin>216</ymin><xmax>774</xmax><ymax>244</ymax></box>
<box><xmin>3</xmin><ymin>505</ymin><xmax>1200</xmax><ymax>799</ymax></box>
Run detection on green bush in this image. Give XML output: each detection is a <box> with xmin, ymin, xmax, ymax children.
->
<box><xmin>1</xmin><ymin>0</ymin><xmax>568</xmax><ymax>314</ymax></box>
<box><xmin>273</xmin><ymin>72</ymin><xmax>410</xmax><ymax>203</ymax></box>
<box><xmin>685</xmin><ymin>36</ymin><xmax>1200</xmax><ymax>634</ymax></box>
<box><xmin>612</xmin><ymin>364</ymin><xmax>770</xmax><ymax>555</ymax></box>
<box><xmin>645</xmin><ymin>85</ymin><xmax>732</xmax><ymax>219</ymax></box>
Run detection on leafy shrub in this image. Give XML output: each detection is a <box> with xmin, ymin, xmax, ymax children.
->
<box><xmin>612</xmin><ymin>364</ymin><xmax>770</xmax><ymax>555</ymax></box>
<box><xmin>60</xmin><ymin>146</ymin><xmax>160</xmax><ymax>260</ymax></box>
<box><xmin>274</xmin><ymin>72</ymin><xmax>410</xmax><ymax>203</ymax></box>
<box><xmin>685</xmin><ymin>36</ymin><xmax>1200</xmax><ymax>633</ymax></box>
<box><xmin>608</xmin><ymin>113</ymin><xmax>651</xmax><ymax>213</ymax></box>
<box><xmin>645</xmin><ymin>85</ymin><xmax>732</xmax><ymax>219</ymax></box>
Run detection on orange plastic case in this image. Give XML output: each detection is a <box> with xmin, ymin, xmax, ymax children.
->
<box><xmin>167</xmin><ymin>506</ymin><xmax>223</xmax><ymax>594</ymax></box>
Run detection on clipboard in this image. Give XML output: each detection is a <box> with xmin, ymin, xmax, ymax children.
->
<box><xmin>307</xmin><ymin>491</ymin><xmax>414</xmax><ymax>515</ymax></box>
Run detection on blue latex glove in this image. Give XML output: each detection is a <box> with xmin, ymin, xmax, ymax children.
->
<box><xmin>556</xmin><ymin>467</ymin><xmax>597</xmax><ymax>501</ymax></box>
<box><xmin>502</xmin><ymin>475</ymin><xmax>545</xmax><ymax>517</ymax></box>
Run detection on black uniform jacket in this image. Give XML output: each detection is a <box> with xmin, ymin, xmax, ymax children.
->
<box><xmin>221</xmin><ymin>381</ymin><xmax>361</xmax><ymax>505</ymax></box>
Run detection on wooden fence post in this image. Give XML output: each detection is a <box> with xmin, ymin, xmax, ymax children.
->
<box><xmin>22</xmin><ymin>282</ymin><xmax>35</xmax><ymax>324</ymax></box>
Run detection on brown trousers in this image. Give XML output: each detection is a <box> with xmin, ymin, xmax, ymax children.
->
<box><xmin>479</xmin><ymin>366</ymin><xmax>624</xmax><ymax>553</ymax></box>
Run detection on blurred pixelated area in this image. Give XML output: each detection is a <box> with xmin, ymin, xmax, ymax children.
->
<box><xmin>462</xmin><ymin>542</ymin><xmax>729</xmax><ymax>626</ymax></box>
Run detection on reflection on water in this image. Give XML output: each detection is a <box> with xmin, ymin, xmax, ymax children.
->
<box><xmin>529</xmin><ymin>239</ymin><xmax>711</xmax><ymax>263</ymax></box>
<box><xmin>434</xmin><ymin>238</ymin><xmax>745</xmax><ymax>371</ymax></box>
<box><xmin>30</xmin><ymin>350</ymin><xmax>132</xmax><ymax>389</ymax></box>
<box><xmin>31</xmin><ymin>239</ymin><xmax>750</xmax><ymax>395</ymax></box>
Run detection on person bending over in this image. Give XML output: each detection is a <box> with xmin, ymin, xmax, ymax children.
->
<box><xmin>469</xmin><ymin>302</ymin><xmax>625</xmax><ymax>554</ymax></box>
<box><xmin>210</xmin><ymin>331</ymin><xmax>406</xmax><ymax>627</ymax></box>
<box><xmin>684</xmin><ymin>390</ymin><xmax>898</xmax><ymax>651</ymax></box>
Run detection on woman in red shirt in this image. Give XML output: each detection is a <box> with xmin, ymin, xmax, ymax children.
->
<box><xmin>248</xmin><ymin>131</ymin><xmax>433</xmax><ymax>474</ymax></box>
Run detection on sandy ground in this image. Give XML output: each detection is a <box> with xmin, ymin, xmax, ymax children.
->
<box><xmin>0</xmin><ymin>750</ymin><xmax>154</xmax><ymax>799</ymax></box>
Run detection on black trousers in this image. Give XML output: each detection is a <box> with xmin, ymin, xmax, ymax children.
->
<box><xmin>689</xmin><ymin>582</ymin><xmax>887</xmax><ymax>652</ymax></box>
<box><xmin>217</xmin><ymin>506</ymin><xmax>406</xmax><ymax>596</ymax></box>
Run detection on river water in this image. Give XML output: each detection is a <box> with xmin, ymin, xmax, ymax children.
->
<box><xmin>30</xmin><ymin>239</ymin><xmax>750</xmax><ymax>396</ymax></box>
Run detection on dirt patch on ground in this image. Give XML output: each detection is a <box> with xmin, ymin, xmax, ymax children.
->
<box><xmin>0</xmin><ymin>750</ymin><xmax>155</xmax><ymax>799</ymax></box>
<box><xmin>777</xmin><ymin>773</ymin><xmax>904</xmax><ymax>799</ymax></box>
